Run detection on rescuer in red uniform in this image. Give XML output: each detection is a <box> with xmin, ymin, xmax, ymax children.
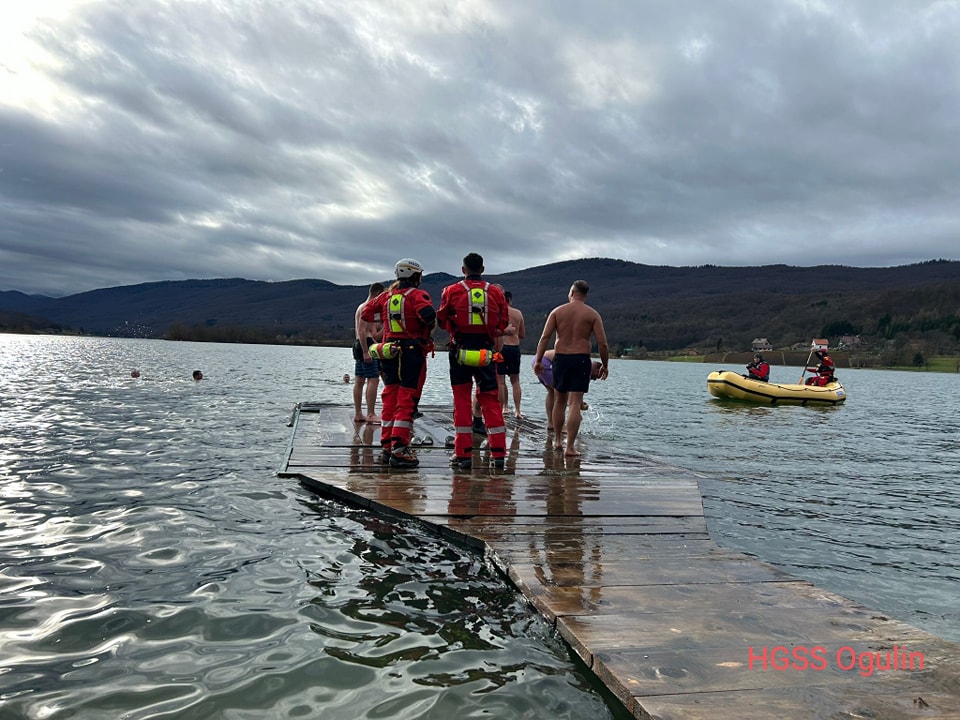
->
<box><xmin>805</xmin><ymin>349</ymin><xmax>836</xmax><ymax>386</ymax></box>
<box><xmin>437</xmin><ymin>252</ymin><xmax>509</xmax><ymax>471</ymax></box>
<box><xmin>746</xmin><ymin>353</ymin><xmax>770</xmax><ymax>382</ymax></box>
<box><xmin>361</xmin><ymin>258</ymin><xmax>436</xmax><ymax>468</ymax></box>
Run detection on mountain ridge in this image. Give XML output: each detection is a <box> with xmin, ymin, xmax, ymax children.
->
<box><xmin>2</xmin><ymin>258</ymin><xmax>959</xmax><ymax>355</ymax></box>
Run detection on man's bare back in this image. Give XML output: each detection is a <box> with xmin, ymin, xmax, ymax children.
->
<box><xmin>549</xmin><ymin>302</ymin><xmax>603</xmax><ymax>355</ymax></box>
<box><xmin>502</xmin><ymin>305</ymin><xmax>525</xmax><ymax>347</ymax></box>
<box><xmin>533</xmin><ymin>280</ymin><xmax>609</xmax><ymax>456</ymax></box>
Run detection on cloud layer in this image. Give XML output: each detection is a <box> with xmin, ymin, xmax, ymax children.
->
<box><xmin>2</xmin><ymin>0</ymin><xmax>959</xmax><ymax>296</ymax></box>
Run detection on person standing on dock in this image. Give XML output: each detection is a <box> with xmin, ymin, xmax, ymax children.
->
<box><xmin>437</xmin><ymin>252</ymin><xmax>509</xmax><ymax>471</ymax></box>
<box><xmin>361</xmin><ymin>259</ymin><xmax>436</xmax><ymax>468</ymax></box>
<box><xmin>496</xmin><ymin>290</ymin><xmax>526</xmax><ymax>419</ymax></box>
<box><xmin>353</xmin><ymin>282</ymin><xmax>385</xmax><ymax>423</ymax></box>
<box><xmin>533</xmin><ymin>280</ymin><xmax>609</xmax><ymax>457</ymax></box>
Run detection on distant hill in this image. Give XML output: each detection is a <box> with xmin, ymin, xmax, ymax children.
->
<box><xmin>2</xmin><ymin>259</ymin><xmax>959</xmax><ymax>356</ymax></box>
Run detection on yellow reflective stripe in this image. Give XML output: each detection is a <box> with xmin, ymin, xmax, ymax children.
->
<box><xmin>469</xmin><ymin>286</ymin><xmax>486</xmax><ymax>324</ymax></box>
<box><xmin>388</xmin><ymin>292</ymin><xmax>406</xmax><ymax>333</ymax></box>
<box><xmin>459</xmin><ymin>280</ymin><xmax>489</xmax><ymax>326</ymax></box>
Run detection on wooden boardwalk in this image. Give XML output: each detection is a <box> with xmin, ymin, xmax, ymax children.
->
<box><xmin>279</xmin><ymin>403</ymin><xmax>960</xmax><ymax>719</ymax></box>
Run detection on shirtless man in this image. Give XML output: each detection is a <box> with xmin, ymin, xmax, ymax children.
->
<box><xmin>353</xmin><ymin>282</ymin><xmax>384</xmax><ymax>423</ymax></box>
<box><xmin>497</xmin><ymin>291</ymin><xmax>526</xmax><ymax>418</ymax></box>
<box><xmin>533</xmin><ymin>280</ymin><xmax>609</xmax><ymax>456</ymax></box>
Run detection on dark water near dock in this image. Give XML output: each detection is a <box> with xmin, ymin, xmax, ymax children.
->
<box><xmin>2</xmin><ymin>336</ymin><xmax>958</xmax><ymax>718</ymax></box>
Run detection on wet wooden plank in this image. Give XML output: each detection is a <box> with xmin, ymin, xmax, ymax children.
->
<box><xmin>558</xmin><ymin>607</ymin><xmax>931</xmax><ymax>664</ymax></box>
<box><xmin>487</xmin><ymin>535</ymin><xmax>730</xmax><ymax>562</ymax></box>
<box><xmin>626</xmin><ymin>683</ymin><xmax>960</xmax><ymax>720</ymax></box>
<box><xmin>600</xmin><ymin>643</ymin><xmax>960</xmax><ymax>719</ymax></box>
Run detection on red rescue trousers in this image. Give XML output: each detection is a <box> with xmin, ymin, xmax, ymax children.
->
<box><xmin>451</xmin><ymin>372</ymin><xmax>506</xmax><ymax>460</ymax></box>
<box><xmin>379</xmin><ymin>342</ymin><xmax>427</xmax><ymax>450</ymax></box>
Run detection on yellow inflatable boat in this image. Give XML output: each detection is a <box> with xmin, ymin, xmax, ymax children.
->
<box><xmin>707</xmin><ymin>370</ymin><xmax>846</xmax><ymax>405</ymax></box>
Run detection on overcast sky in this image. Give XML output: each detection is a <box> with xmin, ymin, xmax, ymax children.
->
<box><xmin>2</xmin><ymin>1</ymin><xmax>959</xmax><ymax>297</ymax></box>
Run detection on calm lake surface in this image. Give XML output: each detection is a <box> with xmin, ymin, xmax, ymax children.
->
<box><xmin>2</xmin><ymin>335</ymin><xmax>958</xmax><ymax>719</ymax></box>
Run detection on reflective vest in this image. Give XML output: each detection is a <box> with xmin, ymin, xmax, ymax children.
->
<box><xmin>387</xmin><ymin>288</ymin><xmax>415</xmax><ymax>335</ymax></box>
<box><xmin>462</xmin><ymin>280</ymin><xmax>489</xmax><ymax>328</ymax></box>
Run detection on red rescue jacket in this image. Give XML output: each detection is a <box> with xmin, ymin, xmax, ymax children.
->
<box><xmin>361</xmin><ymin>282</ymin><xmax>435</xmax><ymax>341</ymax></box>
<box><xmin>437</xmin><ymin>276</ymin><xmax>508</xmax><ymax>344</ymax></box>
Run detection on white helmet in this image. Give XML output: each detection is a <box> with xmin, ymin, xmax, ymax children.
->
<box><xmin>394</xmin><ymin>258</ymin><xmax>424</xmax><ymax>279</ymax></box>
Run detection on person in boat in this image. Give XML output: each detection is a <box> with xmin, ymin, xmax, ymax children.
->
<box><xmin>745</xmin><ymin>353</ymin><xmax>770</xmax><ymax>382</ymax></box>
<box><xmin>361</xmin><ymin>258</ymin><xmax>436</xmax><ymax>468</ymax></box>
<box><xmin>437</xmin><ymin>252</ymin><xmax>509</xmax><ymax>472</ymax></box>
<box><xmin>805</xmin><ymin>349</ymin><xmax>836</xmax><ymax>386</ymax></box>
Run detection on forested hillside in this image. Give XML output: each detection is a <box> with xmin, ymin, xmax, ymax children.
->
<box><xmin>2</xmin><ymin>259</ymin><xmax>958</xmax><ymax>361</ymax></box>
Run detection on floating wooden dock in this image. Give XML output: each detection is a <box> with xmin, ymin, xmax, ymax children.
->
<box><xmin>279</xmin><ymin>403</ymin><xmax>960</xmax><ymax>719</ymax></box>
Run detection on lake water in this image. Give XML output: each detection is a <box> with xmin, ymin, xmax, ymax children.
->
<box><xmin>2</xmin><ymin>335</ymin><xmax>958</xmax><ymax>719</ymax></box>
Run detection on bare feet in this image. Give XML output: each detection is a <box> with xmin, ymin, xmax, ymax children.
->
<box><xmin>564</xmin><ymin>448</ymin><xmax>581</xmax><ymax>457</ymax></box>
<box><xmin>353</xmin><ymin>416</ymin><xmax>365</xmax><ymax>423</ymax></box>
<box><xmin>365</xmin><ymin>414</ymin><xmax>381</xmax><ymax>425</ymax></box>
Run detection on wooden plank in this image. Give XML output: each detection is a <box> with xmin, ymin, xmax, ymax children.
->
<box><xmin>633</xmin><ymin>686</ymin><xmax>960</xmax><ymax>720</ymax></box>
<box><xmin>514</xmin><ymin>579</ymin><xmax>872</xmax><ymax>619</ymax></box>
<box><xmin>488</xmin><ymin>536</ymin><xmax>731</xmax><ymax>565</ymax></box>
<box><xmin>596</xmin><ymin>641</ymin><xmax>960</xmax><ymax>719</ymax></box>
<box><xmin>508</xmin><ymin>556</ymin><xmax>793</xmax><ymax>592</ymax></box>
<box><xmin>558</xmin><ymin>607</ymin><xmax>932</xmax><ymax>663</ymax></box>
<box><xmin>513</xmin><ymin>579</ymin><xmax>823</xmax><ymax>623</ymax></box>
<box><xmin>297</xmin><ymin>472</ymin><xmax>705</xmax><ymax>519</ymax></box>
<box><xmin>433</xmin><ymin>515</ymin><xmax>710</xmax><ymax>534</ymax></box>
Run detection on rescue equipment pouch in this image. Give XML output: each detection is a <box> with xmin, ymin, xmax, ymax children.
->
<box><xmin>369</xmin><ymin>342</ymin><xmax>399</xmax><ymax>360</ymax></box>
<box><xmin>456</xmin><ymin>348</ymin><xmax>503</xmax><ymax>367</ymax></box>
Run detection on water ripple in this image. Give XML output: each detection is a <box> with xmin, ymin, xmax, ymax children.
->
<box><xmin>3</xmin><ymin>336</ymin><xmax>956</xmax><ymax>718</ymax></box>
